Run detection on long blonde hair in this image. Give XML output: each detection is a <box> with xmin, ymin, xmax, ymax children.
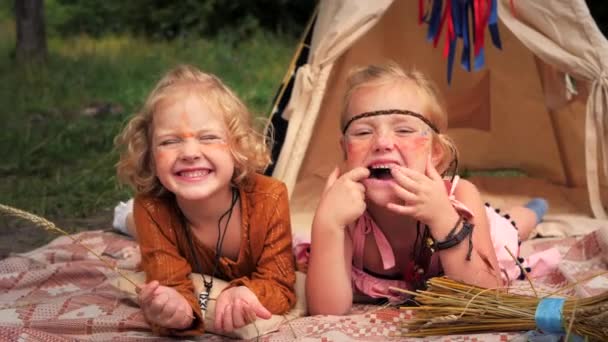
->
<box><xmin>341</xmin><ymin>62</ymin><xmax>458</xmax><ymax>175</ymax></box>
<box><xmin>115</xmin><ymin>64</ymin><xmax>271</xmax><ymax>196</ymax></box>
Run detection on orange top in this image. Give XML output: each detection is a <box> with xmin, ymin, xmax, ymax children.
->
<box><xmin>133</xmin><ymin>174</ymin><xmax>296</xmax><ymax>336</ymax></box>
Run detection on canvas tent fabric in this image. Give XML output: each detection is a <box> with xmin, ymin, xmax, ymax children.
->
<box><xmin>496</xmin><ymin>0</ymin><xmax>608</xmax><ymax>219</ymax></box>
<box><xmin>270</xmin><ymin>0</ymin><xmax>608</xmax><ymax>237</ymax></box>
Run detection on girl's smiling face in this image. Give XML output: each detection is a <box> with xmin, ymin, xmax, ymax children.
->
<box><xmin>151</xmin><ymin>87</ymin><xmax>235</xmax><ymax>203</ymax></box>
<box><xmin>342</xmin><ymin>81</ymin><xmax>436</xmax><ymax>205</ymax></box>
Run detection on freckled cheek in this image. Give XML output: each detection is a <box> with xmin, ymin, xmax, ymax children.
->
<box><xmin>394</xmin><ymin>137</ymin><xmax>432</xmax><ymax>167</ymax></box>
<box><xmin>153</xmin><ymin>150</ymin><xmax>173</xmax><ymax>168</ymax></box>
<box><xmin>395</xmin><ymin>136</ymin><xmax>430</xmax><ymax>152</ymax></box>
<box><xmin>345</xmin><ymin>140</ymin><xmax>369</xmax><ymax>163</ymax></box>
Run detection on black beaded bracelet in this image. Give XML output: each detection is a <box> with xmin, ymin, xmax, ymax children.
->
<box><xmin>426</xmin><ymin>217</ymin><xmax>475</xmax><ymax>260</ymax></box>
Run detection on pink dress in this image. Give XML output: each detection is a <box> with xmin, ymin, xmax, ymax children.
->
<box><xmin>446</xmin><ymin>177</ymin><xmax>561</xmax><ymax>283</ymax></box>
<box><xmin>294</xmin><ymin>176</ymin><xmax>561</xmax><ymax>303</ymax></box>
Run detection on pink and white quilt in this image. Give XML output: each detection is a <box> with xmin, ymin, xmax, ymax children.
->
<box><xmin>1</xmin><ymin>229</ymin><xmax>607</xmax><ymax>341</ymax></box>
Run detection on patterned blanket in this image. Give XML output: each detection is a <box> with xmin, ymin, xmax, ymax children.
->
<box><xmin>1</xmin><ymin>229</ymin><xmax>607</xmax><ymax>341</ymax></box>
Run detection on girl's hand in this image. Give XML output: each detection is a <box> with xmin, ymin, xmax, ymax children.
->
<box><xmin>138</xmin><ymin>280</ymin><xmax>194</xmax><ymax>329</ymax></box>
<box><xmin>214</xmin><ymin>286</ymin><xmax>272</xmax><ymax>332</ymax></box>
<box><xmin>387</xmin><ymin>157</ymin><xmax>457</xmax><ymax>228</ymax></box>
<box><xmin>316</xmin><ymin>166</ymin><xmax>370</xmax><ymax>230</ymax></box>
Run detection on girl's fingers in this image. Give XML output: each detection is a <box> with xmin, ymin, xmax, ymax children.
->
<box><xmin>394</xmin><ymin>165</ymin><xmax>426</xmax><ymax>182</ymax></box>
<box><xmin>344</xmin><ymin>166</ymin><xmax>370</xmax><ymax>183</ymax></box>
<box><xmin>231</xmin><ymin>300</ymin><xmax>247</xmax><ymax>328</ymax></box>
<box><xmin>323</xmin><ymin>166</ymin><xmax>340</xmax><ymax>192</ymax></box>
<box><xmin>138</xmin><ymin>281</ymin><xmax>160</xmax><ymax>304</ymax></box>
<box><xmin>250</xmin><ymin>301</ymin><xmax>272</xmax><ymax>320</ymax></box>
<box><xmin>386</xmin><ymin>202</ymin><xmax>414</xmax><ymax>216</ymax></box>
<box><xmin>163</xmin><ymin>304</ymin><xmax>184</xmax><ymax>328</ymax></box>
<box><xmin>214</xmin><ymin>302</ymin><xmax>226</xmax><ymax>331</ymax></box>
<box><xmin>244</xmin><ymin>306</ymin><xmax>258</xmax><ymax>324</ymax></box>
<box><xmin>167</xmin><ymin>304</ymin><xmax>192</xmax><ymax>328</ymax></box>
<box><xmin>425</xmin><ymin>156</ymin><xmax>443</xmax><ymax>181</ymax></box>
<box><xmin>149</xmin><ymin>290</ymin><xmax>170</xmax><ymax>317</ymax></box>
<box><xmin>222</xmin><ymin>304</ymin><xmax>234</xmax><ymax>332</ymax></box>
<box><xmin>355</xmin><ymin>182</ymin><xmax>366</xmax><ymax>196</ymax></box>
<box><xmin>391</xmin><ymin>167</ymin><xmax>419</xmax><ymax>193</ymax></box>
<box><xmin>391</xmin><ymin>183</ymin><xmax>416</xmax><ymax>203</ymax></box>
<box><xmin>158</xmin><ymin>300</ymin><xmax>178</xmax><ymax>323</ymax></box>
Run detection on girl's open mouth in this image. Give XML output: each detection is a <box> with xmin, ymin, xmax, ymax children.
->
<box><xmin>368</xmin><ymin>166</ymin><xmax>392</xmax><ymax>180</ymax></box>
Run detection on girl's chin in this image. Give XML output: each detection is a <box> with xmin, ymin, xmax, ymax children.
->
<box><xmin>365</xmin><ymin>191</ymin><xmax>398</xmax><ymax>208</ymax></box>
<box><xmin>362</xmin><ymin>177</ymin><xmax>396</xmax><ymax>190</ymax></box>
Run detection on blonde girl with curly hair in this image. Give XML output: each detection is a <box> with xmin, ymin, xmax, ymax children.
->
<box><xmin>115</xmin><ymin>64</ymin><xmax>296</xmax><ymax>336</ymax></box>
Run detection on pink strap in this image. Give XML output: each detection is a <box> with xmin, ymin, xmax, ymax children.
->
<box><xmin>448</xmin><ymin>175</ymin><xmax>460</xmax><ymax>196</ymax></box>
<box><xmin>351</xmin><ymin>212</ymin><xmax>396</xmax><ymax>270</ymax></box>
<box><xmin>444</xmin><ymin>176</ymin><xmax>474</xmax><ymax>220</ymax></box>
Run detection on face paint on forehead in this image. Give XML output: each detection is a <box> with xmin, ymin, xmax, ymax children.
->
<box><xmin>342</xmin><ymin>109</ymin><xmax>439</xmax><ymax>135</ymax></box>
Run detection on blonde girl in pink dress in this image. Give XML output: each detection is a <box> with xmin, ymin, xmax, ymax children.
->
<box><xmin>303</xmin><ymin>63</ymin><xmax>557</xmax><ymax>315</ymax></box>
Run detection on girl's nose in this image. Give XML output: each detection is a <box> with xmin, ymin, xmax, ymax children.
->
<box><xmin>373</xmin><ymin>134</ymin><xmax>395</xmax><ymax>152</ymax></box>
<box><xmin>180</xmin><ymin>140</ymin><xmax>201</xmax><ymax>161</ymax></box>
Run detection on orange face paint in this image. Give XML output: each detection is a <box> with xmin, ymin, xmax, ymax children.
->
<box><xmin>343</xmin><ymin>113</ymin><xmax>434</xmax><ymax>171</ymax></box>
<box><xmin>403</xmin><ymin>135</ymin><xmax>431</xmax><ymax>151</ymax></box>
<box><xmin>180</xmin><ymin>132</ymin><xmax>195</xmax><ymax>139</ymax></box>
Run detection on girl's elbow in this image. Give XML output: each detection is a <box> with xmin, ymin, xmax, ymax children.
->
<box><xmin>308</xmin><ymin>300</ymin><xmax>352</xmax><ymax>316</ymax></box>
<box><xmin>305</xmin><ymin>271</ymin><xmax>353</xmax><ymax>315</ymax></box>
<box><xmin>305</xmin><ymin>284</ymin><xmax>353</xmax><ymax>315</ymax></box>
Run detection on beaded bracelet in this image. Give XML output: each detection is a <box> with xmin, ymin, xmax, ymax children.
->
<box><xmin>426</xmin><ymin>217</ymin><xmax>475</xmax><ymax>260</ymax></box>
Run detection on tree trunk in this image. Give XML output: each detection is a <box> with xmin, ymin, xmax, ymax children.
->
<box><xmin>15</xmin><ymin>0</ymin><xmax>47</xmax><ymax>63</ymax></box>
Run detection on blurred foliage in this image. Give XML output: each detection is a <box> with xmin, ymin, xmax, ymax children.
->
<box><xmin>0</xmin><ymin>18</ymin><xmax>295</xmax><ymax>220</ymax></box>
<box><xmin>44</xmin><ymin>0</ymin><xmax>315</xmax><ymax>39</ymax></box>
<box><xmin>587</xmin><ymin>0</ymin><xmax>608</xmax><ymax>37</ymax></box>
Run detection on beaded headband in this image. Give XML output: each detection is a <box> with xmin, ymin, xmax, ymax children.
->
<box><xmin>342</xmin><ymin>109</ymin><xmax>440</xmax><ymax>135</ymax></box>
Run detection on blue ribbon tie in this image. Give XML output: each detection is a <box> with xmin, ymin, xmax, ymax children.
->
<box><xmin>535</xmin><ymin>298</ymin><xmax>566</xmax><ymax>334</ymax></box>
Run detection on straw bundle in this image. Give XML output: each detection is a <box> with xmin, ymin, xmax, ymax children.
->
<box><xmin>391</xmin><ymin>277</ymin><xmax>608</xmax><ymax>341</ymax></box>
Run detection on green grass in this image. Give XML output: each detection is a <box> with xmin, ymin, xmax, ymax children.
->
<box><xmin>1</xmin><ymin>18</ymin><xmax>295</xmax><ymax>222</ymax></box>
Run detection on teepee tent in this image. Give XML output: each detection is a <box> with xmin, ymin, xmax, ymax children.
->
<box><xmin>268</xmin><ymin>0</ymin><xmax>608</xmax><ymax>236</ymax></box>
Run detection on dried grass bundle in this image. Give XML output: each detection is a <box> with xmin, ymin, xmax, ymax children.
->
<box><xmin>391</xmin><ymin>276</ymin><xmax>608</xmax><ymax>341</ymax></box>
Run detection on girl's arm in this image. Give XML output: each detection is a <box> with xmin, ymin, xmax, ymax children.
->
<box><xmin>306</xmin><ymin>213</ymin><xmax>354</xmax><ymax>315</ymax></box>
<box><xmin>306</xmin><ymin>167</ymin><xmax>369</xmax><ymax>315</ymax></box>
<box><xmin>133</xmin><ymin>197</ymin><xmax>203</xmax><ymax>336</ymax></box>
<box><xmin>226</xmin><ymin>183</ymin><xmax>296</xmax><ymax>314</ymax></box>
<box><xmin>438</xmin><ymin>179</ymin><xmax>501</xmax><ymax>288</ymax></box>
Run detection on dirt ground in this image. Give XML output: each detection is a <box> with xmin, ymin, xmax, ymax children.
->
<box><xmin>0</xmin><ymin>208</ymin><xmax>114</xmax><ymax>259</ymax></box>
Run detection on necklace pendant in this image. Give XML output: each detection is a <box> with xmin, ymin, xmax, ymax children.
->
<box><xmin>198</xmin><ymin>286</ymin><xmax>211</xmax><ymax>318</ymax></box>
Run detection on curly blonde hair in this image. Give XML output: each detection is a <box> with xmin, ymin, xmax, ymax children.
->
<box><xmin>115</xmin><ymin>64</ymin><xmax>271</xmax><ymax>196</ymax></box>
<box><xmin>340</xmin><ymin>62</ymin><xmax>458</xmax><ymax>175</ymax></box>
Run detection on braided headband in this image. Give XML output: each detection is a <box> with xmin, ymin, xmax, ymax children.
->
<box><xmin>342</xmin><ymin>108</ymin><xmax>458</xmax><ymax>179</ymax></box>
<box><xmin>341</xmin><ymin>109</ymin><xmax>440</xmax><ymax>135</ymax></box>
